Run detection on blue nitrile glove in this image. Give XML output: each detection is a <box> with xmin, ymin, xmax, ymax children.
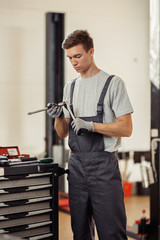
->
<box><xmin>47</xmin><ymin>103</ymin><xmax>64</xmax><ymax>118</ymax></box>
<box><xmin>71</xmin><ymin>118</ymin><xmax>94</xmax><ymax>135</ymax></box>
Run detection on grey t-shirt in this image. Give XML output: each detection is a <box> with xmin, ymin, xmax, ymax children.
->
<box><xmin>63</xmin><ymin>70</ymin><xmax>133</xmax><ymax>152</ymax></box>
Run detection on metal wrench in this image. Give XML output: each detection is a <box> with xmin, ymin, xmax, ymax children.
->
<box><xmin>64</xmin><ymin>101</ymin><xmax>75</xmax><ymax>120</ymax></box>
<box><xmin>28</xmin><ymin>100</ymin><xmax>88</xmax><ymax>136</ymax></box>
<box><xmin>65</xmin><ymin>101</ymin><xmax>89</xmax><ymax>136</ymax></box>
<box><xmin>28</xmin><ymin>102</ymin><xmax>65</xmax><ymax>115</ymax></box>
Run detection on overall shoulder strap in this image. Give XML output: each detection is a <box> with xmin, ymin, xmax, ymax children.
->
<box><xmin>97</xmin><ymin>75</ymin><xmax>115</xmax><ymax>113</ymax></box>
<box><xmin>70</xmin><ymin>78</ymin><xmax>77</xmax><ymax>104</ymax></box>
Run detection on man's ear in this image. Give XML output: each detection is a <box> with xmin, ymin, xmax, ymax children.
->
<box><xmin>90</xmin><ymin>48</ymin><xmax>94</xmax><ymax>56</ymax></box>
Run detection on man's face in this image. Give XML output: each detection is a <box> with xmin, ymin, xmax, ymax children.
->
<box><xmin>66</xmin><ymin>44</ymin><xmax>94</xmax><ymax>74</ymax></box>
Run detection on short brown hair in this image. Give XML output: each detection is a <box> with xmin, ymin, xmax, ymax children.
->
<box><xmin>62</xmin><ymin>30</ymin><xmax>94</xmax><ymax>52</ymax></box>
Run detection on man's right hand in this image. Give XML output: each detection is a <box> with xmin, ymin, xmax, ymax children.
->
<box><xmin>47</xmin><ymin>103</ymin><xmax>64</xmax><ymax>118</ymax></box>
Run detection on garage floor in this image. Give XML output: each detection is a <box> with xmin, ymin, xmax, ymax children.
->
<box><xmin>59</xmin><ymin>195</ymin><xmax>150</xmax><ymax>240</ymax></box>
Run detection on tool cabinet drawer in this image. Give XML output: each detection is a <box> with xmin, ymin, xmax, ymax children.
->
<box><xmin>0</xmin><ymin>163</ymin><xmax>59</xmax><ymax>240</ymax></box>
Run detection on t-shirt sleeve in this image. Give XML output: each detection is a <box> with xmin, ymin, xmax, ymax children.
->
<box><xmin>110</xmin><ymin>77</ymin><xmax>134</xmax><ymax>118</ymax></box>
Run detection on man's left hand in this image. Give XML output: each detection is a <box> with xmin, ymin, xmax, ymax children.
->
<box><xmin>71</xmin><ymin>118</ymin><xmax>94</xmax><ymax>135</ymax></box>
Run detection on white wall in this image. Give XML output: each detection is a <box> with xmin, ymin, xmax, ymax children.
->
<box><xmin>0</xmin><ymin>0</ymin><xmax>150</xmax><ymax>155</ymax></box>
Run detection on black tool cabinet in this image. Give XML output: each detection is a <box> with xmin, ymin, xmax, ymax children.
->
<box><xmin>0</xmin><ymin>163</ymin><xmax>59</xmax><ymax>240</ymax></box>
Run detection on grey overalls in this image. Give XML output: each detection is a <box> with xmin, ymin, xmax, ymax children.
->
<box><xmin>67</xmin><ymin>75</ymin><xmax>128</xmax><ymax>240</ymax></box>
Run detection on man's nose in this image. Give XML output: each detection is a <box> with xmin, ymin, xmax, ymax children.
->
<box><xmin>71</xmin><ymin>59</ymin><xmax>78</xmax><ymax>66</ymax></box>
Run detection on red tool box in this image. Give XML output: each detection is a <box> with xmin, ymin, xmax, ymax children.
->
<box><xmin>0</xmin><ymin>146</ymin><xmax>30</xmax><ymax>159</ymax></box>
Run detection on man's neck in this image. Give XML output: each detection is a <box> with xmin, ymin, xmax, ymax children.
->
<box><xmin>80</xmin><ymin>65</ymin><xmax>100</xmax><ymax>78</ymax></box>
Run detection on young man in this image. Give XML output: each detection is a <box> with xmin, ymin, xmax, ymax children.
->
<box><xmin>47</xmin><ymin>30</ymin><xmax>133</xmax><ymax>240</ymax></box>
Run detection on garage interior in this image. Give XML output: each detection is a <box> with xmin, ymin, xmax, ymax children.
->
<box><xmin>0</xmin><ymin>0</ymin><xmax>159</xmax><ymax>239</ymax></box>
